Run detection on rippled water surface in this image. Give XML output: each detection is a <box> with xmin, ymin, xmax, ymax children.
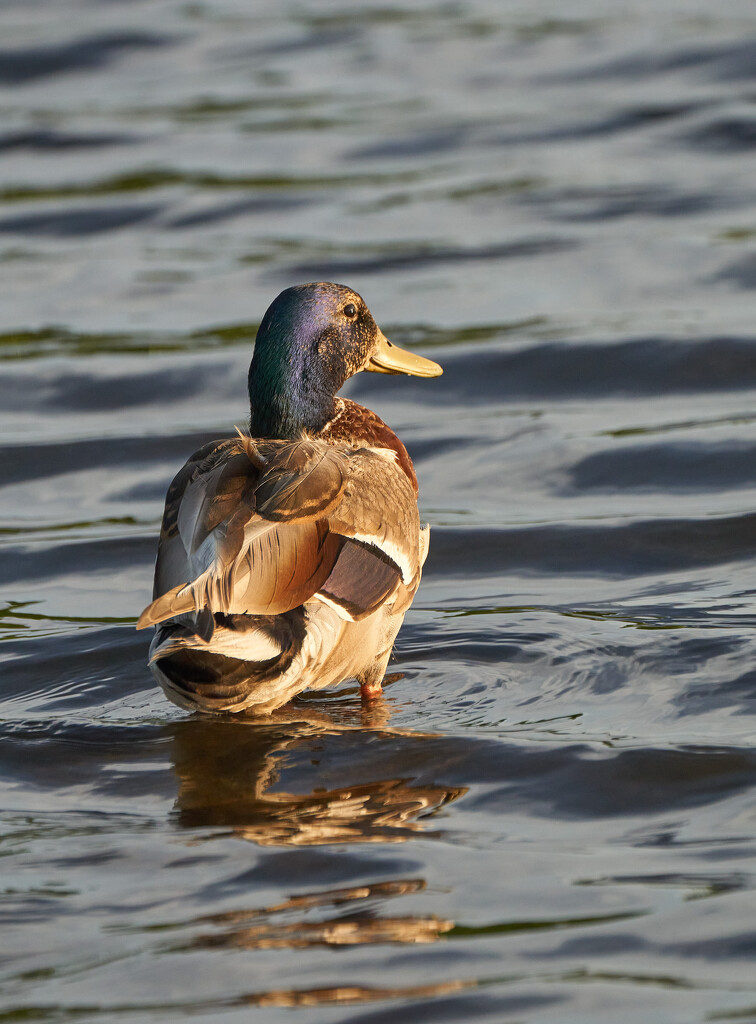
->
<box><xmin>3</xmin><ymin>1</ymin><xmax>756</xmax><ymax>1021</ymax></box>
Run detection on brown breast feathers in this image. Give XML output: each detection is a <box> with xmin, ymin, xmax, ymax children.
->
<box><xmin>320</xmin><ymin>398</ymin><xmax>418</xmax><ymax>494</ymax></box>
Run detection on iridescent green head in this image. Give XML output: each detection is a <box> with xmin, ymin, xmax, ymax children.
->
<box><xmin>248</xmin><ymin>282</ymin><xmax>441</xmax><ymax>439</ymax></box>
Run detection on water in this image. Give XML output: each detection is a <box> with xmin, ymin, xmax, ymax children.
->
<box><xmin>2</xmin><ymin>1</ymin><xmax>756</xmax><ymax>1021</ymax></box>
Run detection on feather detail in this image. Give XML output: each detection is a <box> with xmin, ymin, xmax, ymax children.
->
<box><xmin>141</xmin><ymin>436</ymin><xmax>421</xmax><ymax>629</ymax></box>
<box><xmin>316</xmin><ymin>538</ymin><xmax>401</xmax><ymax>621</ymax></box>
<box><xmin>235</xmin><ymin>427</ymin><xmax>267</xmax><ymax>470</ymax></box>
<box><xmin>137</xmin><ymin>583</ymin><xmax>194</xmax><ymax>630</ymax></box>
<box><xmin>321</xmin><ymin>398</ymin><xmax>419</xmax><ymax>493</ymax></box>
<box><xmin>325</xmin><ymin>447</ymin><xmax>419</xmax><ymax>584</ymax></box>
<box><xmin>176</xmin><ymin>451</ymin><xmax>255</xmax><ymax>565</ymax></box>
<box><xmin>254</xmin><ymin>440</ymin><xmax>348</xmax><ymax>521</ymax></box>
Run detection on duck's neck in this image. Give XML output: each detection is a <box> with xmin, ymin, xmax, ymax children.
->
<box><xmin>248</xmin><ymin>343</ymin><xmax>338</xmax><ymax>440</ymax></box>
<box><xmin>249</xmin><ymin>387</ymin><xmax>336</xmax><ymax>439</ymax></box>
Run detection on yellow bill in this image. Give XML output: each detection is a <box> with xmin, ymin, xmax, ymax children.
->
<box><xmin>367</xmin><ymin>330</ymin><xmax>443</xmax><ymax>377</ymax></box>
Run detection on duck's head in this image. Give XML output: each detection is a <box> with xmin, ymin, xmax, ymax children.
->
<box><xmin>248</xmin><ymin>282</ymin><xmax>442</xmax><ymax>439</ymax></box>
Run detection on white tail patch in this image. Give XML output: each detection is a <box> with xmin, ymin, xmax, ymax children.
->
<box><xmin>151</xmin><ymin>621</ymin><xmax>283</xmax><ymax>663</ymax></box>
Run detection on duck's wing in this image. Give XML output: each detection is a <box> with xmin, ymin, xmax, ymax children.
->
<box><xmin>138</xmin><ymin>438</ymin><xmax>344</xmax><ymax>629</ymax></box>
<box><xmin>151</xmin><ymin>439</ymin><xmax>253</xmax><ymax>603</ymax></box>
<box><xmin>315</xmin><ymin>447</ymin><xmax>421</xmax><ymax>620</ymax></box>
<box><xmin>137</xmin><ymin>438</ymin><xmax>422</xmax><ymax>631</ymax></box>
<box><xmin>325</xmin><ymin>448</ymin><xmax>420</xmax><ymax>583</ymax></box>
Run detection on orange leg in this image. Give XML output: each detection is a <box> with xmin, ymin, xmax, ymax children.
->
<box><xmin>360</xmin><ymin>678</ymin><xmax>383</xmax><ymax>700</ymax></box>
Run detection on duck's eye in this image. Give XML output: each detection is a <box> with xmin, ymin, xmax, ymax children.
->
<box><xmin>343</xmin><ymin>303</ymin><xmax>358</xmax><ymax>319</ymax></box>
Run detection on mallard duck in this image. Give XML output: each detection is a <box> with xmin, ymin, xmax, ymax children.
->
<box><xmin>137</xmin><ymin>282</ymin><xmax>442</xmax><ymax>714</ymax></box>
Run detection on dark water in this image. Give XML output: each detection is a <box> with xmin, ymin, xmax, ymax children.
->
<box><xmin>3</xmin><ymin>2</ymin><xmax>756</xmax><ymax>1021</ymax></box>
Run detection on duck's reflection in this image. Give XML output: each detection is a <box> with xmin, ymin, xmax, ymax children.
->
<box><xmin>166</xmin><ymin>692</ymin><xmax>466</xmax><ymax>970</ymax></box>
<box><xmin>183</xmin><ymin>879</ymin><xmax>454</xmax><ymax>951</ymax></box>
<box><xmin>228</xmin><ymin>977</ymin><xmax>472</xmax><ymax>1010</ymax></box>
<box><xmin>170</xmin><ymin>691</ymin><xmax>467</xmax><ymax>846</ymax></box>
